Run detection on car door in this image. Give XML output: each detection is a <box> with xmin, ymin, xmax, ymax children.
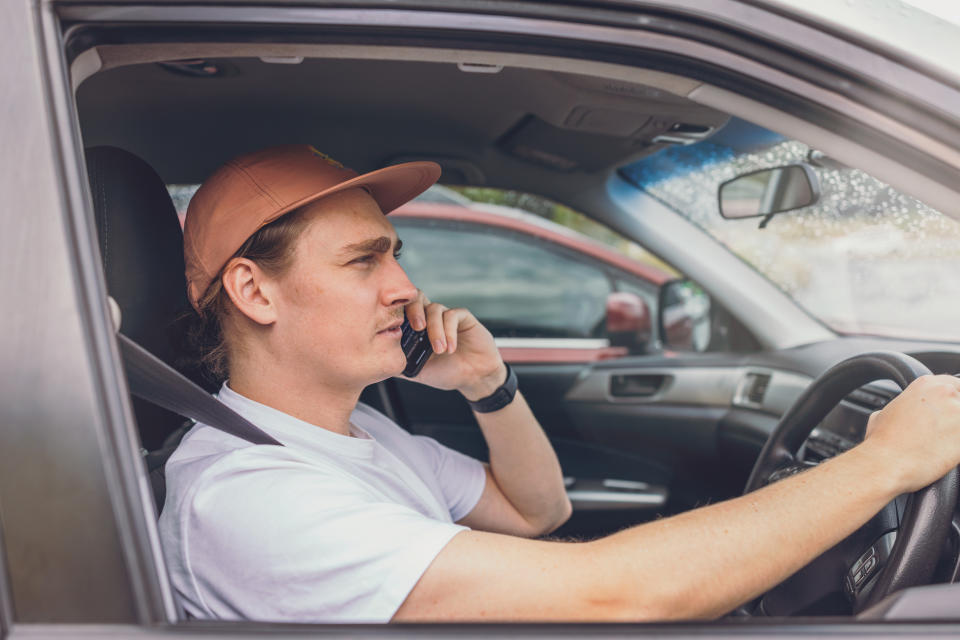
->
<box><xmin>363</xmin><ymin>209</ymin><xmax>753</xmax><ymax>538</ymax></box>
<box><xmin>14</xmin><ymin>0</ymin><xmax>960</xmax><ymax>635</ymax></box>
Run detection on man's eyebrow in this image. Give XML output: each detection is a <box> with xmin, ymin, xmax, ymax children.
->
<box><xmin>339</xmin><ymin>236</ymin><xmax>400</xmax><ymax>255</ymax></box>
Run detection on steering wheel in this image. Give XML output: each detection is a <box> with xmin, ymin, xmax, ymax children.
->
<box><xmin>744</xmin><ymin>352</ymin><xmax>959</xmax><ymax>615</ymax></box>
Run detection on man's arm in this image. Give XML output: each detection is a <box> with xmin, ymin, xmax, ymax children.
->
<box><xmin>404</xmin><ymin>296</ymin><xmax>570</xmax><ymax>537</ymax></box>
<box><xmin>394</xmin><ymin>375</ymin><xmax>960</xmax><ymax>621</ymax></box>
<box><xmin>456</xmin><ymin>388</ymin><xmax>572</xmax><ymax>538</ymax></box>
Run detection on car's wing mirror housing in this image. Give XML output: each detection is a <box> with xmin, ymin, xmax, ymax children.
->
<box><xmin>718</xmin><ymin>163</ymin><xmax>820</xmax><ymax>221</ymax></box>
<box><xmin>659</xmin><ymin>280</ymin><xmax>711</xmax><ymax>352</ymax></box>
<box><xmin>605</xmin><ymin>292</ymin><xmax>652</xmax><ymax>353</ymax></box>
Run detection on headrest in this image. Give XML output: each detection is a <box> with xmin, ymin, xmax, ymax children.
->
<box><xmin>86</xmin><ymin>146</ymin><xmax>208</xmax><ymax>450</ymax></box>
<box><xmin>85</xmin><ymin>146</ymin><xmax>189</xmax><ymax>371</ymax></box>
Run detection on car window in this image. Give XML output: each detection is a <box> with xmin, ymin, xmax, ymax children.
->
<box><xmin>168</xmin><ymin>184</ymin><xmax>198</xmax><ymax>226</ymax></box>
<box><xmin>391</xmin><ymin>188</ymin><xmax>681</xmax><ymax>356</ymax></box>
<box><xmin>394</xmin><ymin>220</ymin><xmax>612</xmax><ymax>339</ymax></box>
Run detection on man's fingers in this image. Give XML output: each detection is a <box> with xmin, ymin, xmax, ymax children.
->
<box><xmin>865</xmin><ymin>411</ymin><xmax>879</xmax><ymax>438</ymax></box>
<box><xmin>442</xmin><ymin>308</ymin><xmax>471</xmax><ymax>354</ymax></box>
<box><xmin>419</xmin><ymin>300</ymin><xmax>478</xmax><ymax>355</ymax></box>
<box><xmin>425</xmin><ymin>302</ymin><xmax>448</xmax><ymax>353</ymax></box>
<box><xmin>405</xmin><ymin>290</ymin><xmax>429</xmax><ymax>330</ymax></box>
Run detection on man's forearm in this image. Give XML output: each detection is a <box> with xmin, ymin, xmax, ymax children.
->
<box><xmin>472</xmin><ymin>390</ymin><xmax>571</xmax><ymax>534</ymax></box>
<box><xmin>397</xmin><ymin>376</ymin><xmax>960</xmax><ymax>622</ymax></box>
<box><xmin>588</xmin><ymin>440</ymin><xmax>902</xmax><ymax>619</ymax></box>
<box><xmin>398</xmin><ymin>441</ymin><xmax>903</xmax><ymax>621</ymax></box>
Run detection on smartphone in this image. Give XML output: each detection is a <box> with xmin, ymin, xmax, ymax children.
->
<box><xmin>400</xmin><ymin>316</ymin><xmax>433</xmax><ymax>377</ymax></box>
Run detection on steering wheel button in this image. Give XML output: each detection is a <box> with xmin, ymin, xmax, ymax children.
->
<box><xmin>851</xmin><ymin>545</ymin><xmax>877</xmax><ymax>574</ymax></box>
<box><xmin>853</xmin><ymin>568</ymin><xmax>868</xmax><ymax>588</ymax></box>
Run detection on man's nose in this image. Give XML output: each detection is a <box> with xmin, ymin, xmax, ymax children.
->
<box><xmin>382</xmin><ymin>259</ymin><xmax>418</xmax><ymax>307</ymax></box>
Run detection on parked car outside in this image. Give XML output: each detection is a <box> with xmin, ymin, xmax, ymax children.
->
<box><xmin>392</xmin><ymin>194</ymin><xmax>679</xmax><ymax>360</ymax></box>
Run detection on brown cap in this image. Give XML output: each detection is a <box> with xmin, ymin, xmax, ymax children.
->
<box><xmin>183</xmin><ymin>144</ymin><xmax>441</xmax><ymax>309</ymax></box>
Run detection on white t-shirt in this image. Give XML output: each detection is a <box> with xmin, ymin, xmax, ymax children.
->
<box><xmin>158</xmin><ymin>383</ymin><xmax>486</xmax><ymax>623</ymax></box>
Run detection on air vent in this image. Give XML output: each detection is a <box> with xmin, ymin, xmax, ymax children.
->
<box><xmin>734</xmin><ymin>371</ymin><xmax>772</xmax><ymax>408</ymax></box>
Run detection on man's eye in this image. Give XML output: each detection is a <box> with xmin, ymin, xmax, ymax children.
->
<box><xmin>393</xmin><ymin>250</ymin><xmax>403</xmax><ymax>260</ymax></box>
<box><xmin>351</xmin><ymin>254</ymin><xmax>375</xmax><ymax>265</ymax></box>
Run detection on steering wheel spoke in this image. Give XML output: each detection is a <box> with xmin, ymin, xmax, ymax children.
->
<box><xmin>847</xmin><ymin>531</ymin><xmax>897</xmax><ymax>608</ymax></box>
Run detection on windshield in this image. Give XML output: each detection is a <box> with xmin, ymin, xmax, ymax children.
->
<box><xmin>621</xmin><ymin>119</ymin><xmax>960</xmax><ymax>342</ymax></box>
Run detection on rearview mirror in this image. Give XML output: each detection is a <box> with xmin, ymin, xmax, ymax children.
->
<box><xmin>718</xmin><ymin>163</ymin><xmax>819</xmax><ymax>220</ymax></box>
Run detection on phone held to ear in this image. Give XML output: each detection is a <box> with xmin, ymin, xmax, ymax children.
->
<box><xmin>400</xmin><ymin>316</ymin><xmax>433</xmax><ymax>377</ymax></box>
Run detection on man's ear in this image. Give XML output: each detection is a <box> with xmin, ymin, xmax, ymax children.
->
<box><xmin>221</xmin><ymin>258</ymin><xmax>278</xmax><ymax>326</ymax></box>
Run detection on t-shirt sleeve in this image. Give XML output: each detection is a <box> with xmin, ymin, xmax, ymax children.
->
<box><xmin>411</xmin><ymin>434</ymin><xmax>486</xmax><ymax>522</ymax></box>
<box><xmin>182</xmin><ymin>452</ymin><xmax>467</xmax><ymax>623</ymax></box>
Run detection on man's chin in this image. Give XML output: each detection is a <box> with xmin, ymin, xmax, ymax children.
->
<box><xmin>373</xmin><ymin>349</ymin><xmax>408</xmax><ymax>382</ymax></box>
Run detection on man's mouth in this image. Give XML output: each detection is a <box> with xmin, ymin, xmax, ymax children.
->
<box><xmin>377</xmin><ymin>318</ymin><xmax>404</xmax><ymax>337</ymax></box>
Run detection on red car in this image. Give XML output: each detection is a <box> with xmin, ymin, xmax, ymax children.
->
<box><xmin>389</xmin><ymin>195</ymin><xmax>677</xmax><ymax>363</ymax></box>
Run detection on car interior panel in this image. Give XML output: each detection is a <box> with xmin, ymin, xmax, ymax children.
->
<box><xmin>71</xmin><ymin>37</ymin><xmax>960</xmax><ymax>618</ymax></box>
<box><xmin>5</xmin><ymin>0</ymin><xmax>960</xmax><ymax>632</ymax></box>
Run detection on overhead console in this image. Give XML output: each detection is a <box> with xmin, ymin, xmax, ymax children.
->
<box><xmin>499</xmin><ymin>73</ymin><xmax>729</xmax><ymax>172</ymax></box>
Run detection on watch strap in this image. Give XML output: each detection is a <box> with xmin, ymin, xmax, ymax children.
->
<box><xmin>467</xmin><ymin>363</ymin><xmax>518</xmax><ymax>413</ymax></box>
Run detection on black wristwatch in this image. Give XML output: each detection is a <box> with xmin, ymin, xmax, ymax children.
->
<box><xmin>466</xmin><ymin>363</ymin><xmax>518</xmax><ymax>413</ymax></box>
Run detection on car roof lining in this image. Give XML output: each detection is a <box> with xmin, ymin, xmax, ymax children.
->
<box><xmin>72</xmin><ymin>43</ymin><xmax>704</xmax><ymax>96</ymax></box>
<box><xmin>74</xmin><ymin>44</ymin><xmax>728</xmax><ymax>192</ymax></box>
<box><xmin>73</xmin><ymin>42</ymin><xmax>960</xmax><ymax>220</ymax></box>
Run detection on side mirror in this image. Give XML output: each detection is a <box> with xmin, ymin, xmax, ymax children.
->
<box><xmin>605</xmin><ymin>292</ymin><xmax>652</xmax><ymax>353</ymax></box>
<box><xmin>718</xmin><ymin>163</ymin><xmax>819</xmax><ymax>220</ymax></box>
<box><xmin>660</xmin><ymin>280</ymin><xmax>711</xmax><ymax>352</ymax></box>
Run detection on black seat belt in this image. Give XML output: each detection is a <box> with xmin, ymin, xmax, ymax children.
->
<box><xmin>118</xmin><ymin>333</ymin><xmax>283</xmax><ymax>447</ymax></box>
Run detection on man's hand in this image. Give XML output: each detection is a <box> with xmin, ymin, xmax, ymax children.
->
<box><xmin>402</xmin><ymin>290</ymin><xmax>506</xmax><ymax>401</ymax></box>
<box><xmin>862</xmin><ymin>374</ymin><xmax>960</xmax><ymax>493</ymax></box>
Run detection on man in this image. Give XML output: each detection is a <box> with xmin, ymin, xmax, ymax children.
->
<box><xmin>160</xmin><ymin>144</ymin><xmax>960</xmax><ymax>623</ymax></box>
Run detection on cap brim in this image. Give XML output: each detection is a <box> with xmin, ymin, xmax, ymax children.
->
<box><xmin>260</xmin><ymin>160</ymin><xmax>442</xmax><ymax>228</ymax></box>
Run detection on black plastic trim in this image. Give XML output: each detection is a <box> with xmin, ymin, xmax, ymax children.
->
<box><xmin>0</xmin><ymin>517</ymin><xmax>12</xmax><ymax>635</ymax></box>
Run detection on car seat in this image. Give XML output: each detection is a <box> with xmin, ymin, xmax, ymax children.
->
<box><xmin>87</xmin><ymin>146</ymin><xmax>286</xmax><ymax>513</ymax></box>
<box><xmin>85</xmin><ymin>146</ymin><xmax>207</xmax><ymax>498</ymax></box>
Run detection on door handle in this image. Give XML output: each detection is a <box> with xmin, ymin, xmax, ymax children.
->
<box><xmin>564</xmin><ymin>477</ymin><xmax>668</xmax><ymax>511</ymax></box>
<box><xmin>610</xmin><ymin>374</ymin><xmax>666</xmax><ymax>397</ymax></box>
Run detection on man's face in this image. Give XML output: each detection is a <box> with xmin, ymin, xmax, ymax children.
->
<box><xmin>266</xmin><ymin>188</ymin><xmax>417</xmax><ymax>389</ymax></box>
